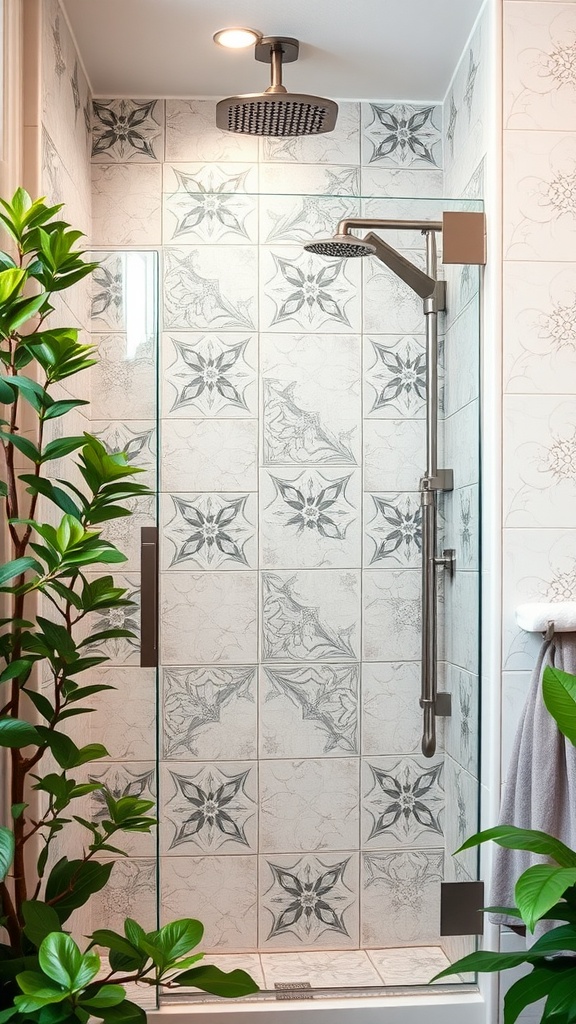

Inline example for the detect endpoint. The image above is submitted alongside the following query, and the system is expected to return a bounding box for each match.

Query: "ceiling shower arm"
[362,232,437,300]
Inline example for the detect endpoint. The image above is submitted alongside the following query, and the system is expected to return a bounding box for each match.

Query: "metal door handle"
[140,526,158,667]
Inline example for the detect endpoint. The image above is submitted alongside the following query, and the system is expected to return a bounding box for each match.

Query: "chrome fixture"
[216,36,338,137]
[305,218,455,758]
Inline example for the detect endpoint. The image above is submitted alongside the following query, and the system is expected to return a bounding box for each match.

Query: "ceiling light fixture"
[213,27,262,49]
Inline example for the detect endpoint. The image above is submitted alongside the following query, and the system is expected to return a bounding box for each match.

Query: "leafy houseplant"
[0,190,259,1021]
[435,666,576,1024]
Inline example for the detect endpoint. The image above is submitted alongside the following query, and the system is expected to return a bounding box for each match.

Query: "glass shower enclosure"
[83,188,482,1006]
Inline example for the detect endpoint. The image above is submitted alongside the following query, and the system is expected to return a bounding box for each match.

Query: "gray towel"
[490,633,576,933]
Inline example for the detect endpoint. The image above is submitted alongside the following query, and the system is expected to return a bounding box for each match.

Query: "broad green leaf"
[22,900,62,947]
[0,824,15,881]
[90,928,144,972]
[515,866,576,932]
[39,932,100,992]
[44,399,89,420]
[0,430,39,462]
[0,1008,17,1023]
[41,437,86,463]
[0,556,43,585]
[0,267,26,301]
[503,967,567,1024]
[172,965,260,997]
[543,969,576,1018]
[0,658,35,683]
[432,950,532,981]
[79,985,126,1009]
[45,858,114,922]
[0,376,15,403]
[16,969,69,1001]
[123,918,147,950]
[529,924,576,956]
[542,667,576,746]
[458,826,576,868]
[96,1000,146,1024]
[0,717,40,748]
[149,919,204,964]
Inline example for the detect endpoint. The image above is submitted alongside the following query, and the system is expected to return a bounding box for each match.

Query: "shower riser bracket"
[420,469,454,493]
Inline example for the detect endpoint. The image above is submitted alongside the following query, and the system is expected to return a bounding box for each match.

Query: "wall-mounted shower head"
[216,37,338,137]
[303,234,376,258]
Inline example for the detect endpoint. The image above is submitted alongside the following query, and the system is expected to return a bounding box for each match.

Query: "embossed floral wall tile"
[92,99,165,162]
[503,262,576,394]
[165,100,259,162]
[261,570,360,663]
[163,245,258,331]
[260,102,361,165]
[162,492,257,571]
[90,333,156,420]
[259,758,360,853]
[259,163,360,198]
[161,572,258,664]
[260,247,361,334]
[443,296,480,417]
[504,131,576,261]
[364,419,425,492]
[160,856,258,950]
[362,755,445,849]
[361,103,442,169]
[260,664,359,757]
[163,163,258,244]
[443,666,479,777]
[363,569,422,662]
[93,860,158,933]
[443,399,480,489]
[260,468,361,569]
[162,332,258,418]
[92,163,162,245]
[362,662,423,756]
[162,666,258,761]
[445,571,479,674]
[88,762,156,858]
[259,193,359,246]
[505,3,576,131]
[443,756,478,880]
[361,851,443,946]
[161,419,258,492]
[364,335,429,420]
[504,396,576,527]
[364,492,422,568]
[87,668,156,761]
[363,251,427,334]
[259,853,359,950]
[161,761,258,855]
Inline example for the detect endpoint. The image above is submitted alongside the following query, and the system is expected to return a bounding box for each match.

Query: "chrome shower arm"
[363,232,436,300]
[335,217,443,234]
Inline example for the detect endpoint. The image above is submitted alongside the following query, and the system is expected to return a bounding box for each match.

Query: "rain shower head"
[303,234,377,258]
[216,36,338,137]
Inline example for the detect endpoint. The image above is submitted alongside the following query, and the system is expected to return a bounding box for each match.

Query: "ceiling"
[61,0,484,102]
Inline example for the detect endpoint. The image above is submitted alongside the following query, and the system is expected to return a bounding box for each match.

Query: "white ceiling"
[61,0,484,102]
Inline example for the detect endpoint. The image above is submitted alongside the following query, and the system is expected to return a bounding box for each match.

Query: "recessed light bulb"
[213,27,261,49]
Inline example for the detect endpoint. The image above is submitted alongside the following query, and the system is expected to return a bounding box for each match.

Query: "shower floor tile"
[367,946,452,985]
[260,949,382,988]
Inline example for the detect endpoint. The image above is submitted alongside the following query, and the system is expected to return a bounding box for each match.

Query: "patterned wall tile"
[443,14,487,197]
[161,419,258,492]
[363,251,427,335]
[88,762,156,857]
[160,855,258,950]
[360,166,444,200]
[259,759,360,853]
[362,662,422,756]
[87,667,156,761]
[364,335,428,419]
[261,570,360,662]
[504,396,576,527]
[362,756,444,849]
[444,665,479,777]
[260,247,361,333]
[505,2,576,131]
[503,262,576,395]
[443,756,478,881]
[364,420,425,492]
[259,854,359,949]
[261,468,361,569]
[92,99,164,162]
[361,103,442,168]
[260,102,360,165]
[259,163,360,197]
[90,333,156,421]
[504,131,576,260]
[259,194,359,245]
[260,664,359,757]
[165,100,259,162]
[162,666,257,760]
[364,492,422,568]
[163,163,258,244]
[448,483,479,571]
[91,419,156,490]
[363,569,421,662]
[92,163,162,244]
[92,251,158,337]
[361,851,443,946]
[163,246,257,331]
[161,572,258,664]
[261,333,361,466]
[162,492,257,571]
[93,859,157,933]
[162,332,257,418]
[78,571,141,666]
[161,761,257,854]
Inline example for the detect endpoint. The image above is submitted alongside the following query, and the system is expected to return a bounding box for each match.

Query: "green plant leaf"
[41,437,86,463]
[0,556,43,585]
[22,901,63,947]
[515,866,576,932]
[432,950,532,981]
[458,826,576,867]
[529,924,576,956]
[90,929,145,972]
[543,969,576,1019]
[45,858,114,922]
[0,717,40,748]
[39,932,100,992]
[44,399,90,420]
[0,824,15,881]
[172,965,260,997]
[0,658,35,683]
[542,667,576,745]
[96,1000,146,1024]
[151,919,204,965]
[503,967,567,1024]
[79,984,126,1009]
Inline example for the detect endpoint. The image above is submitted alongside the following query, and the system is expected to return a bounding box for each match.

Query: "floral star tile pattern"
[364,336,429,418]
[261,249,360,333]
[163,333,257,417]
[362,103,442,167]
[163,492,256,570]
[92,99,164,162]
[365,493,422,567]
[261,571,360,662]
[163,763,257,854]
[260,855,357,946]
[162,667,257,760]
[164,164,258,244]
[363,757,445,848]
